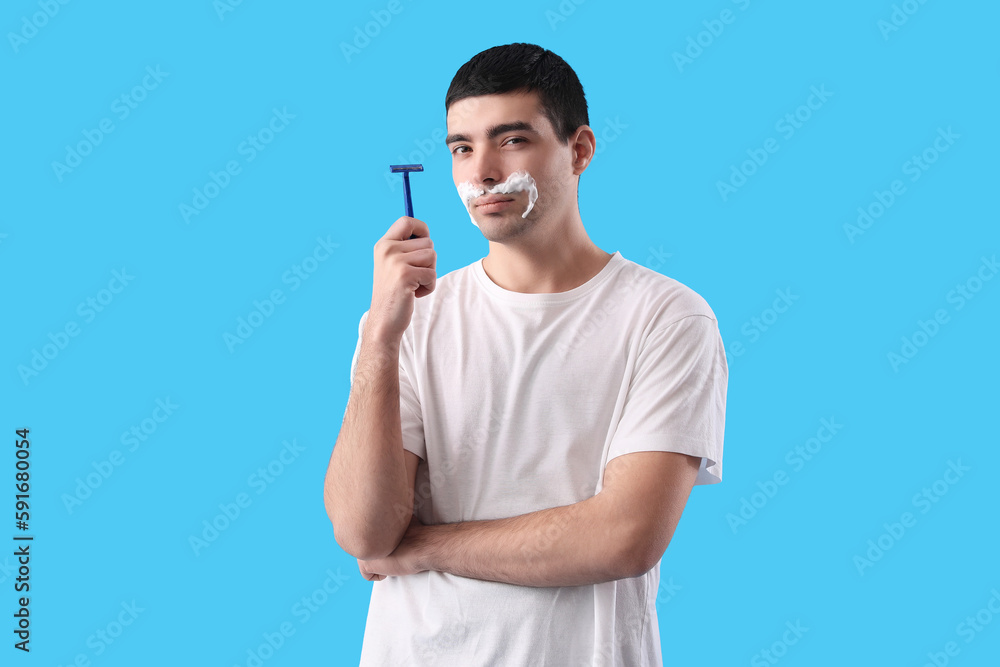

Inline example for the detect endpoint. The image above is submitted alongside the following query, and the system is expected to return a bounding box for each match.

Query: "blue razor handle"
[389,164,423,239]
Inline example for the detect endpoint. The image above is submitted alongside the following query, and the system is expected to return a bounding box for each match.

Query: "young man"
[324,43,728,666]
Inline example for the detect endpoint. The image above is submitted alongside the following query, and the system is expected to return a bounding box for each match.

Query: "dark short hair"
[445,43,589,145]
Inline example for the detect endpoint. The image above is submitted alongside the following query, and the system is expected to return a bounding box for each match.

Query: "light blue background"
[3,1,998,665]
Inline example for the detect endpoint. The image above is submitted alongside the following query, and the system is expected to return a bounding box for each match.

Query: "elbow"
[628,552,661,579]
[327,502,407,560]
[618,531,669,579]
[620,550,659,580]
[327,507,391,560]
[323,479,410,560]
[334,526,403,561]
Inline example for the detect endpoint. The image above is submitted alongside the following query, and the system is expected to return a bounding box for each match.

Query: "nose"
[468,148,506,187]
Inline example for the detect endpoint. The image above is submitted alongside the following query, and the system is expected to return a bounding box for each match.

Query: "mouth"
[475,195,516,212]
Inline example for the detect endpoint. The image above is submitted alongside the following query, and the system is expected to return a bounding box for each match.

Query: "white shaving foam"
[456,169,539,227]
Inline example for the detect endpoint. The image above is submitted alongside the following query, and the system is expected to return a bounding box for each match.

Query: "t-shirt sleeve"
[606,314,728,485]
[349,311,426,461]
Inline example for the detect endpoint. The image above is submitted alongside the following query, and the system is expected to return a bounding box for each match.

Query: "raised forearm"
[417,495,640,587]
[325,331,411,560]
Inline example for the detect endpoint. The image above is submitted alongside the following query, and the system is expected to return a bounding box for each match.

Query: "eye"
[504,137,526,146]
[451,145,470,155]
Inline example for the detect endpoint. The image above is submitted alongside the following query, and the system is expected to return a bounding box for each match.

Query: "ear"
[569,125,596,175]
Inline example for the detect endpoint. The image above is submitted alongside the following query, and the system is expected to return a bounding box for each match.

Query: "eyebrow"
[445,121,538,145]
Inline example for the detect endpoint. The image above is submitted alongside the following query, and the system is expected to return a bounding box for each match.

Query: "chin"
[479,215,537,244]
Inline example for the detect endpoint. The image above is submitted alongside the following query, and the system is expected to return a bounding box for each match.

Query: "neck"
[483,214,612,294]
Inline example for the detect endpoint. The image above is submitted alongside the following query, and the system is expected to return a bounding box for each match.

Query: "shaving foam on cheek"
[456,169,539,227]
[456,181,485,227]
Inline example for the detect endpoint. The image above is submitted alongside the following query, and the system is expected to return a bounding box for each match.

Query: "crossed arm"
[357,450,702,587]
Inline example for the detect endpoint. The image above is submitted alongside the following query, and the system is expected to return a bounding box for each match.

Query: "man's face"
[446,90,583,242]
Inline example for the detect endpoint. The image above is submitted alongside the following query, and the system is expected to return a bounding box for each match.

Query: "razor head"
[390,164,424,173]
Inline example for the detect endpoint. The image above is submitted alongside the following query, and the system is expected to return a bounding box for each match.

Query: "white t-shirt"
[350,250,727,666]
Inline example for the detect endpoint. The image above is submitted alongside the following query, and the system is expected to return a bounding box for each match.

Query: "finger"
[411,267,436,292]
[401,236,434,252]
[384,216,430,242]
[402,247,436,268]
[406,217,430,239]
